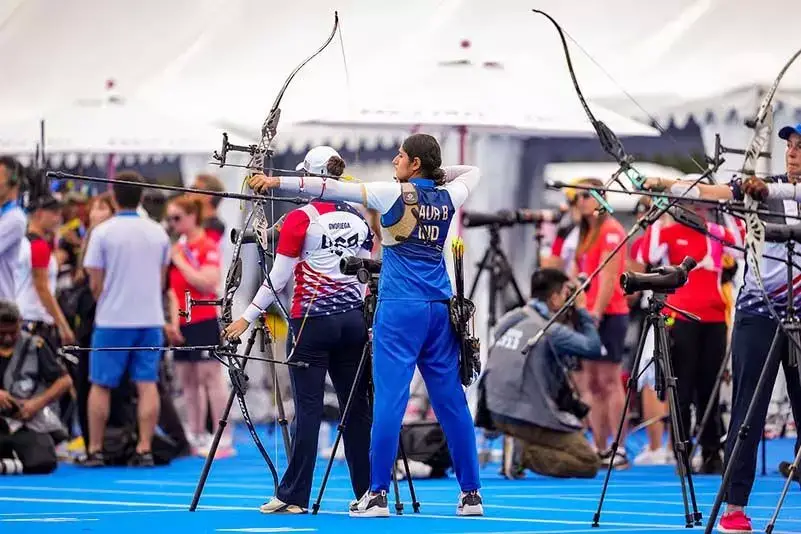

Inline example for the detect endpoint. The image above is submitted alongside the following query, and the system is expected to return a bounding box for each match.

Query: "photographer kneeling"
[482,268,602,479]
[0,299,72,474]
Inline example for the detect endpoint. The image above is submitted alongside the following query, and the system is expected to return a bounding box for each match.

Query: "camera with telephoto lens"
[555,380,590,419]
[0,398,21,418]
[339,256,382,284]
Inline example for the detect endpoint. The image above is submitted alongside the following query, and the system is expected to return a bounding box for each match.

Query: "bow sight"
[212,132,268,169]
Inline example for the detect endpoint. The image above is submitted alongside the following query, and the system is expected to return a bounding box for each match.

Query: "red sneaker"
[718,510,752,533]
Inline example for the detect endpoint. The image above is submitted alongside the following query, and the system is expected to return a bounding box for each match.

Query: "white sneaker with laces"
[349,490,389,517]
[457,490,484,516]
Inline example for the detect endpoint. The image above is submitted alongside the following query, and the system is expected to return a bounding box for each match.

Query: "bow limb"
[223,11,341,476]
[533,10,671,212]
[532,10,628,166]
[257,10,340,345]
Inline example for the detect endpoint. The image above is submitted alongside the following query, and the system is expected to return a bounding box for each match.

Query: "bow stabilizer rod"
[46,171,309,205]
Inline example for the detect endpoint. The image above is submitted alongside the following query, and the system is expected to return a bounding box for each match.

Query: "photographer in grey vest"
[0,299,72,474]
[481,268,603,478]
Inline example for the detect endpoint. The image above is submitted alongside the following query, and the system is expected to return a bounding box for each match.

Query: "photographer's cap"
[295,146,340,176]
[779,123,801,140]
[28,194,63,212]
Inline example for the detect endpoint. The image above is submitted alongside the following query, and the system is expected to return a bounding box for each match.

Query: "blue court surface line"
[0,426,799,534]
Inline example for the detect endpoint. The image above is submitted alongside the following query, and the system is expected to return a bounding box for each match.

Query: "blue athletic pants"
[370,299,480,492]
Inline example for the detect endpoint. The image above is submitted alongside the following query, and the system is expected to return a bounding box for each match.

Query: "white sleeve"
[277,177,402,215]
[0,210,25,256]
[766,182,801,200]
[442,165,481,209]
[561,227,579,263]
[242,253,298,323]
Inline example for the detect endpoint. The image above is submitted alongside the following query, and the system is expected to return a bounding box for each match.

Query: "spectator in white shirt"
[0,157,27,302]
[80,171,171,468]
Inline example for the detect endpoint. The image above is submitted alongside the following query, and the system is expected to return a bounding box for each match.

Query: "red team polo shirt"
[170,231,221,325]
[575,217,629,316]
[638,220,737,323]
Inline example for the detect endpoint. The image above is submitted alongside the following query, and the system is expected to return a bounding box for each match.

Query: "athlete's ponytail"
[326,155,346,177]
[402,133,446,186]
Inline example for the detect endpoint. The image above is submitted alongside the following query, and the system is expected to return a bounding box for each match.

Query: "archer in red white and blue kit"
[225,146,374,514]
[644,125,801,532]
[266,201,373,319]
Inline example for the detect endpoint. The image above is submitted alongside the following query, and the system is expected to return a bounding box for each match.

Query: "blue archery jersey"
[378,178,455,301]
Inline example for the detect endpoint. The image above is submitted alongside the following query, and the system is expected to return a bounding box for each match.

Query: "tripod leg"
[592,316,652,527]
[657,323,701,526]
[391,457,403,515]
[467,247,493,301]
[765,442,801,534]
[397,437,420,513]
[189,332,257,511]
[690,344,731,461]
[500,251,526,307]
[765,345,801,534]
[266,343,292,458]
[704,328,783,534]
[311,339,371,515]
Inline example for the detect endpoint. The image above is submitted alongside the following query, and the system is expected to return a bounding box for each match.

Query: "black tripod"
[706,238,801,534]
[312,271,419,515]
[467,224,526,468]
[467,224,526,330]
[594,291,702,528]
[189,314,294,510]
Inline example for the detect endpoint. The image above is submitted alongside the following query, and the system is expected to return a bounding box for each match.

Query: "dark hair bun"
[326,156,346,177]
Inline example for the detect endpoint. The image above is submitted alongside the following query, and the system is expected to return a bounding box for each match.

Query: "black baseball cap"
[29,194,63,212]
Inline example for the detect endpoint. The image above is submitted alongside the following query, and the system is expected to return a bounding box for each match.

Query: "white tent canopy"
[0,93,246,155]
[1,1,800,116]
[301,54,659,138]
[600,85,801,177]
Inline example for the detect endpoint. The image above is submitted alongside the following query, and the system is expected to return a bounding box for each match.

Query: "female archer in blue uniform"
[248,133,483,518]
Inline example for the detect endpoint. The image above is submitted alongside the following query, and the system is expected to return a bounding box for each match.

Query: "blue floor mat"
[0,425,799,534]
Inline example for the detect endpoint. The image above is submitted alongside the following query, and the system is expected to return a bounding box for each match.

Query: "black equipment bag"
[400,421,452,475]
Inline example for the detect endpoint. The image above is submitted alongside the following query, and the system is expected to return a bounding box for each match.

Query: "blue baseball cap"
[778,123,801,140]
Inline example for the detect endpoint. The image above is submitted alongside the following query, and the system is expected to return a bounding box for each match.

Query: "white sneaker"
[394,459,432,480]
[197,434,236,459]
[634,446,674,466]
[457,490,484,516]
[349,490,389,517]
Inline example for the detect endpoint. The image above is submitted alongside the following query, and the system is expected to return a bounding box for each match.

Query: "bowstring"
[337,12,362,168]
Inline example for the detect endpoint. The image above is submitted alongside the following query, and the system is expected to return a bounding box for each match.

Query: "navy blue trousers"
[276,308,371,507]
[725,310,801,506]
[370,299,480,492]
